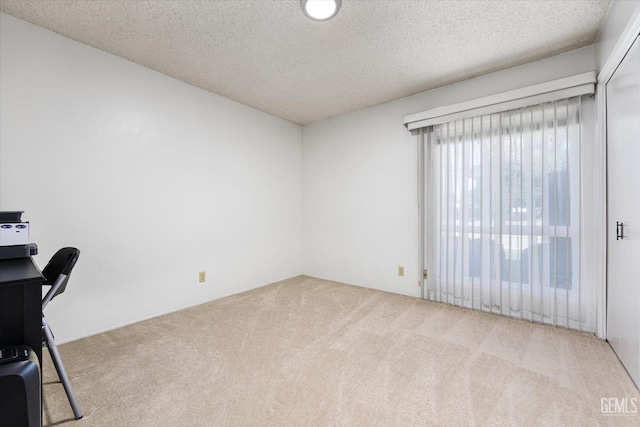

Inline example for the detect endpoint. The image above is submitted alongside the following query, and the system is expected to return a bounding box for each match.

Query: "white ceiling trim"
[404,71,597,131]
[597,5,640,84]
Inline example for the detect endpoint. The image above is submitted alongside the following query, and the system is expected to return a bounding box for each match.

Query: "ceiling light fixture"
[301,0,341,21]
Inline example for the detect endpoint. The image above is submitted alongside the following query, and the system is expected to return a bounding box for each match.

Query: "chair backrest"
[42,247,80,301]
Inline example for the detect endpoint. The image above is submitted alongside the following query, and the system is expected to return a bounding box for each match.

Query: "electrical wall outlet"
[398,266,405,277]
[199,271,206,283]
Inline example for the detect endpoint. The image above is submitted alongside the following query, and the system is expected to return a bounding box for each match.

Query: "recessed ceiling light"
[301,0,341,21]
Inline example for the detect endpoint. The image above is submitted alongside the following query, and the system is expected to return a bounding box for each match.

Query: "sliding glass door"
[421,97,591,331]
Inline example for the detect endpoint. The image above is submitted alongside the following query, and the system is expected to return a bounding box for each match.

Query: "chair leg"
[42,316,83,420]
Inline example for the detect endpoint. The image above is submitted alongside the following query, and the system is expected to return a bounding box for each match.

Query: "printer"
[0,211,37,260]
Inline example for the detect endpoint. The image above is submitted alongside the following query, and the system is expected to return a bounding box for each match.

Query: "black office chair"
[41,247,82,420]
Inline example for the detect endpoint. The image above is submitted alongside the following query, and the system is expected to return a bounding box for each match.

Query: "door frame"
[596,7,640,339]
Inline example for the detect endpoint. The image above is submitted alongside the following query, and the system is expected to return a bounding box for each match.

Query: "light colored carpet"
[42,275,640,426]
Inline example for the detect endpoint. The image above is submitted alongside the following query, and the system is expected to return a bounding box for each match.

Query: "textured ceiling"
[0,0,611,125]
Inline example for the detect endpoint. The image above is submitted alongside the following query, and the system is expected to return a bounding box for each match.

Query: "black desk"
[0,257,43,426]
[0,257,44,365]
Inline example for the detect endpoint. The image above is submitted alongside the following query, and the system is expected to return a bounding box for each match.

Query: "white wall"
[0,14,302,343]
[0,10,606,343]
[302,45,597,298]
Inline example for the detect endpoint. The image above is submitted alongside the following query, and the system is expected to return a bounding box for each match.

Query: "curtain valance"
[403,72,595,131]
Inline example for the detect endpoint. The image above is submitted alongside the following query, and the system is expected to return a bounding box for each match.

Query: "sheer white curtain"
[423,96,591,331]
